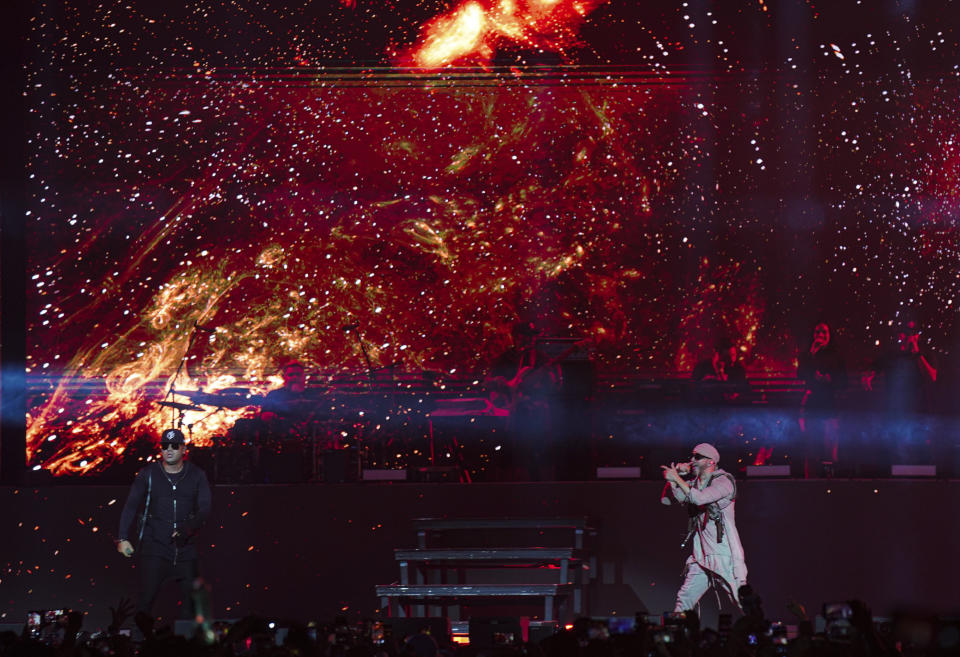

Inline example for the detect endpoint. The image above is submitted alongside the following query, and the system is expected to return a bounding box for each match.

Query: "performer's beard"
[691,463,712,478]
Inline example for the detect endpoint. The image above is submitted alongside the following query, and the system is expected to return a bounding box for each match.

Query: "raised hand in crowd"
[108,597,135,635]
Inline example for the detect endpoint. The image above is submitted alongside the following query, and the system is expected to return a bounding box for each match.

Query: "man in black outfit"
[117,428,212,619]
[692,338,747,385]
[261,360,308,421]
[260,360,318,441]
[862,319,937,414]
[485,321,560,480]
[862,318,938,464]
[691,337,749,409]
[798,322,847,474]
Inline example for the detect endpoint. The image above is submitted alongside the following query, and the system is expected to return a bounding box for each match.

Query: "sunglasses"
[691,454,709,461]
[160,442,183,451]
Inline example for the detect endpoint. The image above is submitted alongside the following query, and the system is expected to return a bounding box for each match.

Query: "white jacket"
[662,468,747,594]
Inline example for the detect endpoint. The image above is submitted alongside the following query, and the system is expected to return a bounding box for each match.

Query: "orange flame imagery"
[400,0,608,67]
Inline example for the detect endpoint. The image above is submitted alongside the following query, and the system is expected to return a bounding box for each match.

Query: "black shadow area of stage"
[1,480,957,629]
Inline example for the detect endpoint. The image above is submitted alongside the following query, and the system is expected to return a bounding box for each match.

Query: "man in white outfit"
[660,442,747,612]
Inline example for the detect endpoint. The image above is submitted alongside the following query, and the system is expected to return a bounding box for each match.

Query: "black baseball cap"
[160,428,185,444]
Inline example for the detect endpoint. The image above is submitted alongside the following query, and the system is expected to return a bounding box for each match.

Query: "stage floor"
[2,479,958,631]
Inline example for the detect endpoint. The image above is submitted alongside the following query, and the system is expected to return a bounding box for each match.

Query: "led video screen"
[23,0,960,475]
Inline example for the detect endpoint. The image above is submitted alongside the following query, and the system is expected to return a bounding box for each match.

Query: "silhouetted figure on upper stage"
[862,319,937,415]
[798,322,848,474]
[692,337,746,384]
[486,322,560,414]
[862,317,938,463]
[261,361,316,438]
[940,314,960,418]
[485,321,561,480]
[691,338,748,405]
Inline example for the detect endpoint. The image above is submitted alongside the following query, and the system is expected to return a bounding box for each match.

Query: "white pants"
[674,560,743,612]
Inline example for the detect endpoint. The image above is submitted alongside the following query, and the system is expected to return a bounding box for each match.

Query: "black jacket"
[118,461,212,563]
[798,343,848,413]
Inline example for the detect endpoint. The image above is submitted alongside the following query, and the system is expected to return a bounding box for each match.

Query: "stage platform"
[2,479,957,631]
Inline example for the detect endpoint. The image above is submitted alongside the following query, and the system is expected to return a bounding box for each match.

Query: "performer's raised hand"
[117,540,134,557]
[903,333,920,354]
[660,463,680,484]
[108,597,135,634]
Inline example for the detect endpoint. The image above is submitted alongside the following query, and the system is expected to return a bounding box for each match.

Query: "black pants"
[137,555,199,618]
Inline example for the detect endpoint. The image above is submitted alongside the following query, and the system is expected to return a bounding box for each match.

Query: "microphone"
[342,323,359,332]
[194,321,216,333]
